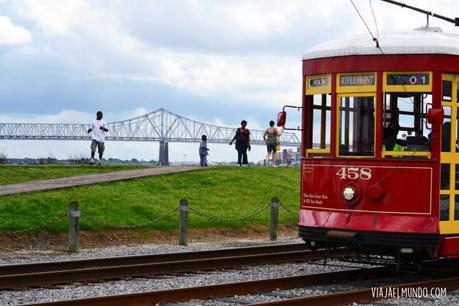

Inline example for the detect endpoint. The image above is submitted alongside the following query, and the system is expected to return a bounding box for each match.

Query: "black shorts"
[91,140,105,153]
[267,143,276,153]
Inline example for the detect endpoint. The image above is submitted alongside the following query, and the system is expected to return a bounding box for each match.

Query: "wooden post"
[270,197,280,241]
[179,199,189,246]
[68,201,80,253]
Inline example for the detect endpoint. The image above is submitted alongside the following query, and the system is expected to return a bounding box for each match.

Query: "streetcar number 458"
[336,167,372,180]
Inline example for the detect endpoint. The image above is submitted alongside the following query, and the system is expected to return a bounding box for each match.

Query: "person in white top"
[87,111,108,165]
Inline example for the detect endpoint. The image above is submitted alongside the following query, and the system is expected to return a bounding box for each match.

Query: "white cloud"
[12,0,459,115]
[220,2,291,37]
[97,51,300,110]
[0,108,155,124]
[0,16,31,45]
[106,108,151,122]
[161,53,297,94]
[12,0,92,36]
[4,1,459,116]
[0,109,92,124]
[2,1,304,111]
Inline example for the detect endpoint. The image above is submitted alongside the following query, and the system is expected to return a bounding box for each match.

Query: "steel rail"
[0,243,307,276]
[24,267,388,306]
[253,275,459,305]
[0,245,351,290]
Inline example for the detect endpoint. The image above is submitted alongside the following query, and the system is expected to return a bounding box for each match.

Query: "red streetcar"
[280,28,459,262]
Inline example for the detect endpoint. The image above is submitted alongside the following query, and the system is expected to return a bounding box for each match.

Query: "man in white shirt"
[87,111,108,165]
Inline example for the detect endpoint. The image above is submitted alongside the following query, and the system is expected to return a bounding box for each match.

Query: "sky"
[1,0,459,163]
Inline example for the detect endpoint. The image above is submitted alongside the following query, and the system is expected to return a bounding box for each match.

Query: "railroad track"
[23,267,392,306]
[25,268,459,306]
[0,243,349,290]
[255,275,459,305]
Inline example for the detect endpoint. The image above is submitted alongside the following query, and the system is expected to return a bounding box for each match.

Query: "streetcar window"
[442,80,452,101]
[441,164,450,190]
[456,164,459,190]
[456,195,459,221]
[456,107,459,152]
[442,106,452,152]
[339,96,374,156]
[383,93,431,153]
[440,195,449,221]
[312,94,331,149]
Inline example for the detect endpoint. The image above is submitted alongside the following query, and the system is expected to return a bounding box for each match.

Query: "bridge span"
[0,108,300,164]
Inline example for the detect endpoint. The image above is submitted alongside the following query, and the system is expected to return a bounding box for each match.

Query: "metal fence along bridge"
[0,108,300,164]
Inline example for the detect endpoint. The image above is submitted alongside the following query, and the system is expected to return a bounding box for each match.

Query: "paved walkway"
[0,166,200,196]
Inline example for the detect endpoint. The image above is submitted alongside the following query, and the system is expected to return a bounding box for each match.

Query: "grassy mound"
[0,166,300,233]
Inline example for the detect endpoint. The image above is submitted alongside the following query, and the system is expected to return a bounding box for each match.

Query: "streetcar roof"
[303,28,459,60]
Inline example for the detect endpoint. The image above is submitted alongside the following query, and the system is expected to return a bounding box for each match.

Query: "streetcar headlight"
[400,248,414,254]
[343,187,355,201]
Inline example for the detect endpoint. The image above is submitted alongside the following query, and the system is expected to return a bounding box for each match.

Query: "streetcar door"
[440,74,459,234]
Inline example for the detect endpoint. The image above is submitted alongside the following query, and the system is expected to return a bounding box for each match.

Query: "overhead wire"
[369,0,380,39]
[349,0,381,50]
[348,0,433,184]
[349,0,427,132]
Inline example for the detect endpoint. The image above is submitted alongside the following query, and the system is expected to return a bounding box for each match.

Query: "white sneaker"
[89,158,95,164]
[97,160,102,166]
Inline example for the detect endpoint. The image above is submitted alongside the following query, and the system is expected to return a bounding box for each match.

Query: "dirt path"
[0,226,299,252]
[0,166,200,196]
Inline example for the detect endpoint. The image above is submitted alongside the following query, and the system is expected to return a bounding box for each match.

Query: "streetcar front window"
[338,96,375,156]
[440,195,449,221]
[442,106,452,152]
[383,93,431,154]
[312,94,331,149]
[443,80,452,101]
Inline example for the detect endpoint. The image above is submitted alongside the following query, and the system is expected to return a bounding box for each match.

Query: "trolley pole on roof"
[380,0,459,26]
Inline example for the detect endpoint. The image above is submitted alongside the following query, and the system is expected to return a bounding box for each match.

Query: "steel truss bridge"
[0,108,300,164]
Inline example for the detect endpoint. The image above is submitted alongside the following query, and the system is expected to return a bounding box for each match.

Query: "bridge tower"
[158,141,169,165]
[158,109,169,165]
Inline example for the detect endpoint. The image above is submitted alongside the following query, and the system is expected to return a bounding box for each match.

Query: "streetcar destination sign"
[308,75,330,88]
[340,74,375,86]
[386,73,430,86]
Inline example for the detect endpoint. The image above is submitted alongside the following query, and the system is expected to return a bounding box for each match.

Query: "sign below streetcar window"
[387,73,430,86]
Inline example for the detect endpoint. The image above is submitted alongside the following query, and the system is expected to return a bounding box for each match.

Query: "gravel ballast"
[0,237,455,306]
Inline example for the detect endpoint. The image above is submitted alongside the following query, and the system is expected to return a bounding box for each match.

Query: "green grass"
[0,166,300,233]
[0,165,146,185]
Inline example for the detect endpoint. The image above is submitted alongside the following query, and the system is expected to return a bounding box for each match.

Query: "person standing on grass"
[229,120,251,166]
[199,135,210,167]
[87,111,108,165]
[263,120,282,167]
